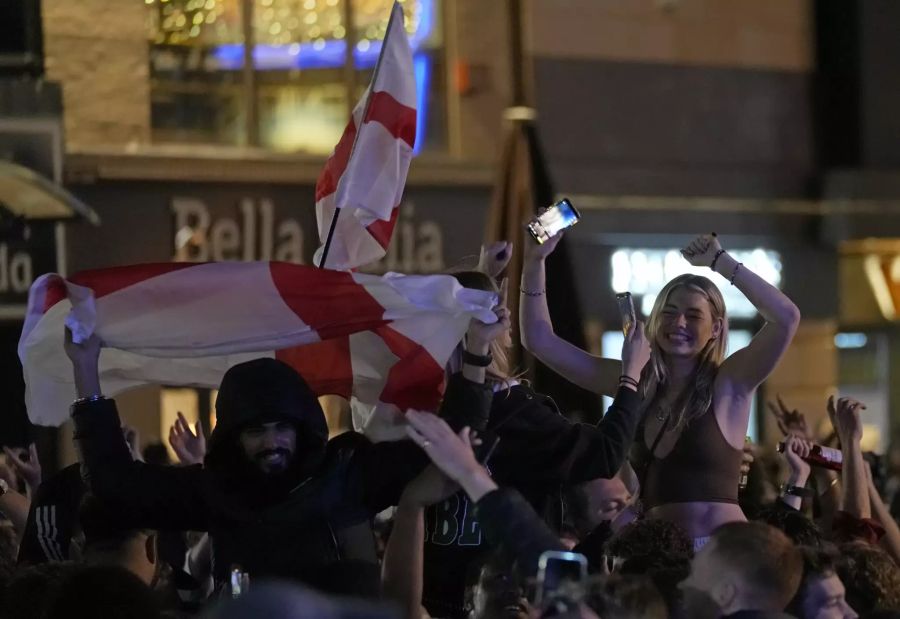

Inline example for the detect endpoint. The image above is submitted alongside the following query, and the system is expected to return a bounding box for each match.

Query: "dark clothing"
[18,464,83,564]
[476,488,566,576]
[631,407,742,510]
[17,464,198,610]
[421,385,642,617]
[73,370,490,597]
[475,489,615,577]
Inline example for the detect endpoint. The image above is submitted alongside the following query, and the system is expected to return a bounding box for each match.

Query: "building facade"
[3,0,900,464]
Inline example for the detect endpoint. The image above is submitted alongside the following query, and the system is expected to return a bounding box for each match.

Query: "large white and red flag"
[18,262,494,428]
[314,1,416,270]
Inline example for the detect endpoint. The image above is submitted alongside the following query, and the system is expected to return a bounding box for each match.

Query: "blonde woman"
[521,232,800,547]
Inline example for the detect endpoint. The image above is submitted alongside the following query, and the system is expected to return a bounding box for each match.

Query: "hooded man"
[64,332,492,598]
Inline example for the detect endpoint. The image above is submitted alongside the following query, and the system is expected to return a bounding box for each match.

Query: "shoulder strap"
[648,414,672,457]
[637,407,673,497]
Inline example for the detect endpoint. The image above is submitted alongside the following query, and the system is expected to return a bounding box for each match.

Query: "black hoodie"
[73,359,491,598]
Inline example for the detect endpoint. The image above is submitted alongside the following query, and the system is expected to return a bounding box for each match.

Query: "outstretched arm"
[865,464,900,564]
[829,396,870,520]
[682,235,800,394]
[382,465,459,619]
[505,321,650,485]
[778,435,813,511]
[520,231,621,395]
[65,330,210,532]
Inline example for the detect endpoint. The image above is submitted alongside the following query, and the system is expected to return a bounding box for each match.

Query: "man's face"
[801,572,857,619]
[238,421,296,474]
[581,476,630,529]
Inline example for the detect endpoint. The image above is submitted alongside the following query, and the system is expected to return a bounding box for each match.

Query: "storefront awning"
[0,160,100,225]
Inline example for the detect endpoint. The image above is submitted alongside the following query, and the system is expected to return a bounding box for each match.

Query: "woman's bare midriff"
[646,501,747,539]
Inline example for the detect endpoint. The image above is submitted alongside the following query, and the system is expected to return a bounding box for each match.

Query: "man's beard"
[253,448,293,474]
[243,448,302,501]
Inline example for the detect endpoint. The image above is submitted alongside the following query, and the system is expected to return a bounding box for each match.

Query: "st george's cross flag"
[18,262,495,427]
[314,1,417,270]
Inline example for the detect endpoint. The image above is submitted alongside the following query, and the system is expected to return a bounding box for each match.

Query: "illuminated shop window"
[611,248,782,319]
[147,0,444,153]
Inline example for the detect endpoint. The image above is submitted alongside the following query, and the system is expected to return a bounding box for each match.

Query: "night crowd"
[1,232,899,619]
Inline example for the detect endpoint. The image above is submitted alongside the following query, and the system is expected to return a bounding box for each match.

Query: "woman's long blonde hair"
[642,274,728,428]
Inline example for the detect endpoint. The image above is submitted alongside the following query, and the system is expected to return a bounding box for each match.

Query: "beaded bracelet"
[520,288,546,297]
[729,262,743,285]
[710,249,726,272]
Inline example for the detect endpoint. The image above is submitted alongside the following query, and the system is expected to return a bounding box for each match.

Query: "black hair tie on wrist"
[463,350,493,367]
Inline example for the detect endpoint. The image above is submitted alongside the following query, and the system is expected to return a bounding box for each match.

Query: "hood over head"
[205,358,329,492]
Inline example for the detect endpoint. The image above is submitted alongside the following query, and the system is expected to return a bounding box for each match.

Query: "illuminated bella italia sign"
[611,248,782,319]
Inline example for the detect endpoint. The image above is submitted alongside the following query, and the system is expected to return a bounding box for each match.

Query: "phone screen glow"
[539,200,578,238]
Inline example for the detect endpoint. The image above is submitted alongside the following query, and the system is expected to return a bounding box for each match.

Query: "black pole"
[318,209,342,269]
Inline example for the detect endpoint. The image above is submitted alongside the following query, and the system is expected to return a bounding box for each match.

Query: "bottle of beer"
[776,441,842,471]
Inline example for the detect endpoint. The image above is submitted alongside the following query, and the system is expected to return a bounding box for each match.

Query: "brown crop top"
[630,407,744,511]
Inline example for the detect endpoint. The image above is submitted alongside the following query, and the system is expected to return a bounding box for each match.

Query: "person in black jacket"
[402,321,648,614]
[420,267,650,618]
[63,313,499,598]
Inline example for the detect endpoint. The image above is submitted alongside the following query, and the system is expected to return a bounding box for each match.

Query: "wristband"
[70,394,107,415]
[520,288,545,297]
[462,350,493,367]
[709,249,726,272]
[618,375,639,387]
[780,483,814,498]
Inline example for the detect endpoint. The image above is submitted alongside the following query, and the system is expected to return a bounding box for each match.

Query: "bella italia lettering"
[171,196,445,273]
[0,242,32,294]
[172,197,302,263]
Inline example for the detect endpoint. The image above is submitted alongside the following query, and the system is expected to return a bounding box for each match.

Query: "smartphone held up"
[527,198,580,244]
[535,550,588,606]
[616,292,636,336]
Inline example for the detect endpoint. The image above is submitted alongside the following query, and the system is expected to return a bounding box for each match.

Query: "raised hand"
[478,241,513,278]
[64,328,102,398]
[780,434,812,483]
[621,320,650,382]
[680,233,722,268]
[467,277,510,350]
[63,328,102,368]
[404,410,482,484]
[168,412,207,466]
[523,223,563,262]
[3,444,41,495]
[827,395,865,444]
[767,394,812,440]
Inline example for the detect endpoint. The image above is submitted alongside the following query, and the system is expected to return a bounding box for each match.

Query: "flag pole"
[318,1,404,269]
